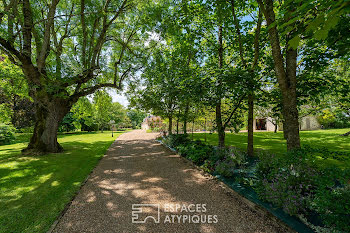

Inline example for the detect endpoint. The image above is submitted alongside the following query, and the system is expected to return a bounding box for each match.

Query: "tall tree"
[0,0,147,153]
[257,0,349,150]
[230,0,262,155]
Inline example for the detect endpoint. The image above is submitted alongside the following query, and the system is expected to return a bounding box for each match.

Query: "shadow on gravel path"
[53,130,293,233]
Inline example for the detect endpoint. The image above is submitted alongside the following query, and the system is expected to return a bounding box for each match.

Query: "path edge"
[46,138,120,233]
[157,140,295,233]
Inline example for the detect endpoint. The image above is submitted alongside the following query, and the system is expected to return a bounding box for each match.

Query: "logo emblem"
[132,204,160,223]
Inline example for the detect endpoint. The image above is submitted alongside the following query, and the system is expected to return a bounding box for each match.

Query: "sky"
[108,89,129,107]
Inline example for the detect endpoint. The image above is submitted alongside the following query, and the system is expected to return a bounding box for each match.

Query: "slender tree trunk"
[274,123,278,133]
[216,101,225,147]
[183,102,189,134]
[176,118,179,134]
[22,99,70,154]
[247,94,254,156]
[204,117,207,142]
[216,25,225,148]
[191,117,195,140]
[168,115,173,135]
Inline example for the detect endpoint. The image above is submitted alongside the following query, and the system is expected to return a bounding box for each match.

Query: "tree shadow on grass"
[0,139,115,233]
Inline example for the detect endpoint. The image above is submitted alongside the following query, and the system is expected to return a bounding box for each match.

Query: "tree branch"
[224,94,246,128]
[37,0,60,71]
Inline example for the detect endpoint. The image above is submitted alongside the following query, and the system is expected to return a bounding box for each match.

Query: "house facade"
[253,115,321,132]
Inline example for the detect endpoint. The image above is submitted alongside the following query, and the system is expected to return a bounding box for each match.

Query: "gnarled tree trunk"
[22,96,70,154]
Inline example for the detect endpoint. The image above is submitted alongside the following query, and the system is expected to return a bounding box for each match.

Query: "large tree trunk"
[247,94,254,156]
[22,99,70,154]
[282,90,300,150]
[258,0,301,151]
[216,101,225,148]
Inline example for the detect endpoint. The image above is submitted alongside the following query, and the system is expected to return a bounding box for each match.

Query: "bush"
[255,149,350,231]
[214,148,247,177]
[307,168,350,232]
[256,150,324,215]
[0,124,16,145]
[177,142,213,165]
[166,134,191,149]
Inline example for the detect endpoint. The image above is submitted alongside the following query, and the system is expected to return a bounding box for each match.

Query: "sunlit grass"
[0,131,123,233]
[192,128,350,167]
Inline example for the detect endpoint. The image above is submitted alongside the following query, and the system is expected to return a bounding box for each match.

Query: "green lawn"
[0,131,123,233]
[193,128,350,167]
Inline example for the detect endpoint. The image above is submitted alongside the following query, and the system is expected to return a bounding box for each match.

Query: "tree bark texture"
[23,95,71,154]
[257,0,301,151]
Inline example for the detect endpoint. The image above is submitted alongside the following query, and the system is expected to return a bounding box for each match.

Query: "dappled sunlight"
[0,131,121,232]
[53,130,285,233]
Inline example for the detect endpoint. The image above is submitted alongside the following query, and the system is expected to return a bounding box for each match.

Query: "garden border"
[157,139,315,233]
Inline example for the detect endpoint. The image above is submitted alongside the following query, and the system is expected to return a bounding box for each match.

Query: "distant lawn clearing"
[192,128,350,167]
[0,131,123,233]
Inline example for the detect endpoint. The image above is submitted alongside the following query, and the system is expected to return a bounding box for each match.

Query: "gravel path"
[52,130,293,233]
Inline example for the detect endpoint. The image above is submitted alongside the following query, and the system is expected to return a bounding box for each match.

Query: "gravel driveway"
[52,130,293,233]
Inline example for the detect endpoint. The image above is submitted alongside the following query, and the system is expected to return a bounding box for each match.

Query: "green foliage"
[255,150,320,215]
[0,123,16,145]
[309,185,350,232]
[255,149,350,231]
[59,112,78,132]
[127,109,147,129]
[0,104,12,123]
[317,109,350,129]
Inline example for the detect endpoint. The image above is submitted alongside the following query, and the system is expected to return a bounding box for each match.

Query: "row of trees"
[0,0,349,154]
[129,0,350,154]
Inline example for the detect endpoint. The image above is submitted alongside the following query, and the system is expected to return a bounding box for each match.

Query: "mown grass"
[192,128,350,167]
[0,131,123,233]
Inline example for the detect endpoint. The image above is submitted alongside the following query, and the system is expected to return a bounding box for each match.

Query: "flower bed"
[159,134,350,233]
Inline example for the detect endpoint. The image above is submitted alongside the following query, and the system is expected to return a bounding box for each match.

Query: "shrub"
[166,134,191,149]
[214,148,247,177]
[307,168,350,232]
[0,124,16,145]
[255,150,322,215]
[255,149,350,231]
[177,142,213,165]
